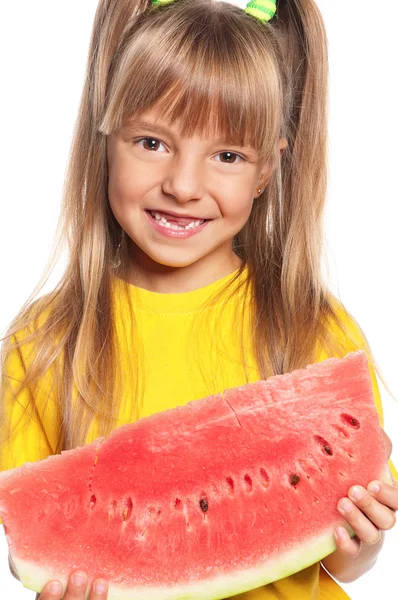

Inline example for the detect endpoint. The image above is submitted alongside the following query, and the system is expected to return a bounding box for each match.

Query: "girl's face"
[106,108,286,283]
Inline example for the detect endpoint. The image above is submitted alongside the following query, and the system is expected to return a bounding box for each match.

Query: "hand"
[35,571,108,600]
[334,428,397,557]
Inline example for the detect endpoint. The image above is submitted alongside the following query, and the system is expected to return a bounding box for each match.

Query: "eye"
[134,137,246,164]
[214,151,245,165]
[135,137,167,152]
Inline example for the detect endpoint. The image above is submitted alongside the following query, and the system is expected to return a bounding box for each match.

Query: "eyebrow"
[124,119,175,137]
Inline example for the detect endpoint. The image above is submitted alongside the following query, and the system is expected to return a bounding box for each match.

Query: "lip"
[148,209,209,220]
[145,210,211,239]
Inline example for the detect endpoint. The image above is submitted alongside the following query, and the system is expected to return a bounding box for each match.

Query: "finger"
[36,580,64,599]
[337,498,382,545]
[36,574,109,600]
[89,578,109,599]
[348,485,396,531]
[367,480,398,512]
[65,572,109,600]
[333,527,362,558]
[63,571,89,599]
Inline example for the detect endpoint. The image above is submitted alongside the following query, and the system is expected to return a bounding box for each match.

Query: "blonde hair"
[1,0,392,454]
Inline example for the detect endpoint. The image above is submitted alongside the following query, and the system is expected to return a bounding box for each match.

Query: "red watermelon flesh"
[0,350,391,599]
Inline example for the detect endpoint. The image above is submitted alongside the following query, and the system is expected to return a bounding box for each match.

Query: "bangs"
[99,0,283,162]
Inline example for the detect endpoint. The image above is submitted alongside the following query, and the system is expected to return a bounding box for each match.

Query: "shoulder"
[2,302,54,375]
[325,293,370,354]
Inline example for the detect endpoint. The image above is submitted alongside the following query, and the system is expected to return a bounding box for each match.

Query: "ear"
[279,137,288,154]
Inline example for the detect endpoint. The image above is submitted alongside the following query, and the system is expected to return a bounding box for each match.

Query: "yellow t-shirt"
[1,264,396,600]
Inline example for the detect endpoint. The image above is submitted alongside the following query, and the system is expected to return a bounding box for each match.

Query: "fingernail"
[349,486,362,501]
[339,498,353,512]
[49,582,63,595]
[72,571,87,585]
[368,481,380,494]
[95,579,108,594]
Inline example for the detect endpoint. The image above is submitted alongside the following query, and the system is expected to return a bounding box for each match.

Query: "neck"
[120,242,244,293]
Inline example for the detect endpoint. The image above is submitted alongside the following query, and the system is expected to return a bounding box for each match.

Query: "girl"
[1,0,397,599]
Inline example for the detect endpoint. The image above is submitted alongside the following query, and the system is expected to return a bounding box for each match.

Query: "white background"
[0,1,397,598]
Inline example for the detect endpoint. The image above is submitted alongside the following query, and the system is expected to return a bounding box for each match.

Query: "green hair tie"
[151,0,278,24]
[244,0,277,23]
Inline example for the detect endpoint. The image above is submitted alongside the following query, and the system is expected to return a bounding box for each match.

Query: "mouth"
[145,209,211,231]
[144,209,212,238]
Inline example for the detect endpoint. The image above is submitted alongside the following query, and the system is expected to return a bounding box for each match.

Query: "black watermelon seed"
[314,435,333,456]
[199,498,209,513]
[289,474,300,486]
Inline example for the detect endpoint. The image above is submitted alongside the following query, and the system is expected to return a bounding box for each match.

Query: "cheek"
[220,194,254,223]
[107,171,137,228]
[107,176,126,220]
[108,161,141,208]
[108,138,152,198]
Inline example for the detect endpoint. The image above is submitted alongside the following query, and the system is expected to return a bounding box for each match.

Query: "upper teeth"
[150,211,205,230]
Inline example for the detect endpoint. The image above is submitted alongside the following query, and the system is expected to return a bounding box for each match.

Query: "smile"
[145,210,212,239]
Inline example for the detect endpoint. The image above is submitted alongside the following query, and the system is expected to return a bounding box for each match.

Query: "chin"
[147,253,203,269]
[138,243,212,269]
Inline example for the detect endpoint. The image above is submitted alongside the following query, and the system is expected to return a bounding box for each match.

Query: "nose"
[161,153,205,205]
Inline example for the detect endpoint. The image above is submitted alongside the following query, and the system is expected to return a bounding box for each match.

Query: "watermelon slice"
[0,350,391,599]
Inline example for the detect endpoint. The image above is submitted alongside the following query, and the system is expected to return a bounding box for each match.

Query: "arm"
[321,429,397,583]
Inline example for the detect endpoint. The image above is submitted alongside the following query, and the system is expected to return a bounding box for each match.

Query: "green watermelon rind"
[11,466,392,600]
